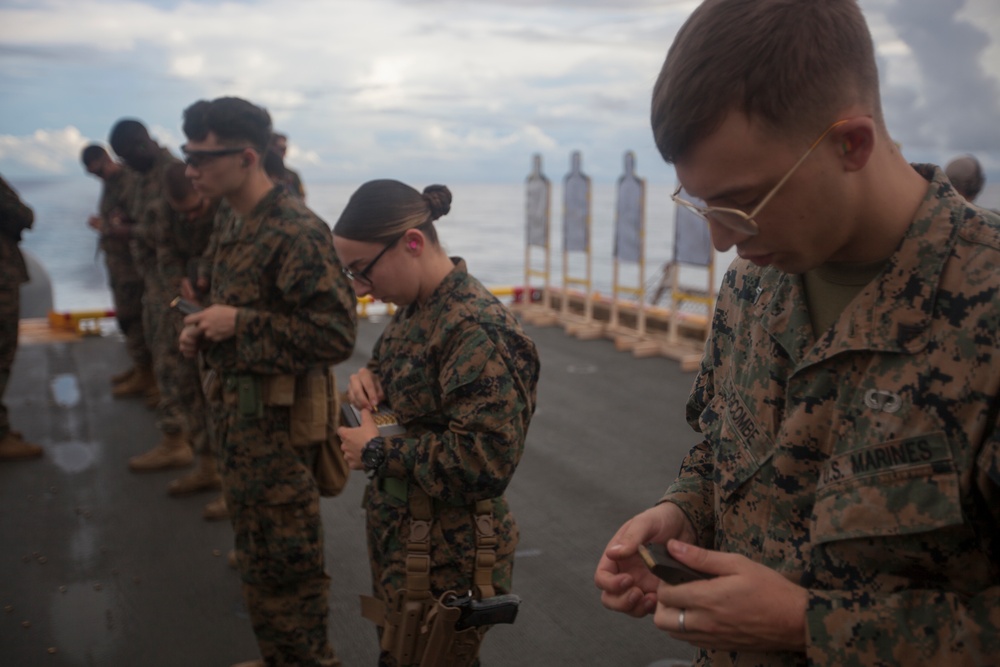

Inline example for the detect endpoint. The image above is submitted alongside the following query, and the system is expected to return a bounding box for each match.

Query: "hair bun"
[422,184,452,220]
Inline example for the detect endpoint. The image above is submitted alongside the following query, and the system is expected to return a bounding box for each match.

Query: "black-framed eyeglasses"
[342,233,405,286]
[182,146,249,168]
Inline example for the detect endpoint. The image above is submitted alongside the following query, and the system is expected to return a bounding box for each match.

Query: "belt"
[376,477,464,513]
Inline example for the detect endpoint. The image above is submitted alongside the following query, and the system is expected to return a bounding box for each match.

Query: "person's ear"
[404,230,423,254]
[836,119,875,172]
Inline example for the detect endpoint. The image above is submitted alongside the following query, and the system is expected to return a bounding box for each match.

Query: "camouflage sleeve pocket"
[440,328,494,396]
[709,389,776,502]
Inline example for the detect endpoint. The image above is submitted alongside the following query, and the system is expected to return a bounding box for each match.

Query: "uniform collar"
[754,164,963,368]
[219,185,282,243]
[403,258,467,320]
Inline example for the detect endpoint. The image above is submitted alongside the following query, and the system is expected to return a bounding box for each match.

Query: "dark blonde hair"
[652,0,883,163]
[334,179,452,245]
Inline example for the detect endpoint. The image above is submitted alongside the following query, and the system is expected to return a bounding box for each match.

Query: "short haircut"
[651,0,883,163]
[334,180,450,246]
[109,119,150,155]
[945,155,985,201]
[163,162,196,203]
[81,144,108,166]
[182,97,272,153]
[263,149,285,179]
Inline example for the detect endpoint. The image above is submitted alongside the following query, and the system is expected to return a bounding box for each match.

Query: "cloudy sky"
[1,0,998,186]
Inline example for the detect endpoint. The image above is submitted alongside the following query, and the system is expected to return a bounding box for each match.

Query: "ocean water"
[11,176,999,314]
[12,176,708,313]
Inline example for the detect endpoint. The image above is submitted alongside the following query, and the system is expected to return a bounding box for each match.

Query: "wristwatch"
[361,436,386,474]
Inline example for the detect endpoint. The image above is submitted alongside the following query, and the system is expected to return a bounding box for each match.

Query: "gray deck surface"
[1,316,699,667]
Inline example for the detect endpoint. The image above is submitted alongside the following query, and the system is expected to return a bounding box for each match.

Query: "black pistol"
[445,593,521,631]
[170,296,203,316]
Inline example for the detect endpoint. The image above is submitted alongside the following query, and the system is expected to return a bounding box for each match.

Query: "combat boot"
[128,433,193,472]
[112,365,155,398]
[110,366,135,384]
[144,386,161,410]
[203,494,229,521]
[167,454,221,496]
[0,431,43,461]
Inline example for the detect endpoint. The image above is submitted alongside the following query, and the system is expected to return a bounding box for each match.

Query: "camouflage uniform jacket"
[663,165,1000,666]
[369,259,540,507]
[201,185,356,377]
[126,146,181,288]
[157,199,218,299]
[97,167,136,261]
[0,176,32,286]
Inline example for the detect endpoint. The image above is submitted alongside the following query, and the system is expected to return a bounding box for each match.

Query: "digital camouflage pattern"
[0,176,33,438]
[124,145,186,433]
[201,185,356,667]
[154,198,217,453]
[664,165,1000,667]
[364,259,540,663]
[97,167,149,370]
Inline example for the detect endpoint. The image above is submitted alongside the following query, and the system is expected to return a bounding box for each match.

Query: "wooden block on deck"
[631,335,704,372]
[18,318,84,345]
[560,313,605,340]
[519,305,560,327]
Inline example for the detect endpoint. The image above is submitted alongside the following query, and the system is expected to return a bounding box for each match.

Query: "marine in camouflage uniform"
[157,186,218,472]
[595,2,999,663]
[663,165,1000,666]
[115,132,196,469]
[0,175,41,459]
[362,259,539,666]
[83,149,150,377]
[199,185,356,665]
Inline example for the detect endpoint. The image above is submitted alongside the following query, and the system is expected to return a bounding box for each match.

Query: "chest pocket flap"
[813,432,963,545]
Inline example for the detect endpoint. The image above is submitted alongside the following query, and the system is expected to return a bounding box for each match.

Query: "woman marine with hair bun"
[334,179,540,667]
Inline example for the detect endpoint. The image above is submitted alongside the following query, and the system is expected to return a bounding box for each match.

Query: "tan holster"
[360,491,497,667]
[215,370,328,445]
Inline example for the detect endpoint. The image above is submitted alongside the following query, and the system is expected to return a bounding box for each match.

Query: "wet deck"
[1,317,699,667]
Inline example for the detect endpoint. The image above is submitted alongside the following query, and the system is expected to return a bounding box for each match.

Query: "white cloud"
[0,0,997,181]
[0,126,89,173]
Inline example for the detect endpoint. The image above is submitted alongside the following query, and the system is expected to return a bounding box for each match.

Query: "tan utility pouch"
[263,374,296,407]
[314,369,350,497]
[289,370,327,446]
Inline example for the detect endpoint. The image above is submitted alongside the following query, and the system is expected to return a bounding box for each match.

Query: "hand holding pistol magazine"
[638,542,713,586]
[170,296,203,315]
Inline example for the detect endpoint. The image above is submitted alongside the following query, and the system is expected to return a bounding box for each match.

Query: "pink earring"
[408,241,418,250]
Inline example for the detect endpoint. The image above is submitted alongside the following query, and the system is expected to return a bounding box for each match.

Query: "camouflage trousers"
[364,484,518,667]
[144,285,209,452]
[104,249,149,369]
[214,400,337,666]
[0,283,19,438]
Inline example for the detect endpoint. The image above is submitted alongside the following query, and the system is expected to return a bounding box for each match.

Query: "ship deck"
[1,316,699,667]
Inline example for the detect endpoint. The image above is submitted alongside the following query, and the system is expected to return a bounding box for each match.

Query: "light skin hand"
[346,368,385,412]
[184,305,237,343]
[594,503,698,617]
[652,540,809,653]
[180,278,198,302]
[336,409,380,470]
[178,323,202,359]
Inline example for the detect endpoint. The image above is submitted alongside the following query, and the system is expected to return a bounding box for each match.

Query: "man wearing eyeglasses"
[177,96,356,667]
[595,1,1000,665]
